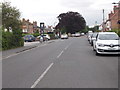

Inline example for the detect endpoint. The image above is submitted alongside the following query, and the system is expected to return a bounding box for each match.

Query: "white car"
[61,34,68,39]
[87,32,93,42]
[93,32,120,55]
[75,33,81,37]
[90,32,98,46]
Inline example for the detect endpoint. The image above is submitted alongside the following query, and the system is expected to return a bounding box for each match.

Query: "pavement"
[2,40,56,59]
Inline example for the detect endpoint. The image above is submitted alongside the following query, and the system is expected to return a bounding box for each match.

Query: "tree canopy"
[55,11,86,34]
[2,2,21,31]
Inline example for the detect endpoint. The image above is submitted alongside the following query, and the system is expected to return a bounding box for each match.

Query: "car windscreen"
[92,33,97,38]
[98,34,119,40]
[88,33,93,36]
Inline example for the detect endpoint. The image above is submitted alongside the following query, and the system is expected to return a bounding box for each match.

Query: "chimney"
[113,5,118,13]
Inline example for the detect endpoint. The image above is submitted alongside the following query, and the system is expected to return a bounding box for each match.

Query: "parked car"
[93,32,120,55]
[71,34,76,37]
[24,35,35,42]
[90,32,98,46]
[81,33,85,36]
[43,34,51,40]
[61,34,68,39]
[36,34,50,41]
[87,32,93,43]
[75,33,81,37]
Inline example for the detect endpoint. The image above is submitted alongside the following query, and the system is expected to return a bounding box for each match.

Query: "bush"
[2,31,24,50]
[108,29,120,37]
[48,33,56,40]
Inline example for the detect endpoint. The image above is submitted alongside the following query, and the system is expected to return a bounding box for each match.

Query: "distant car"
[61,34,68,39]
[24,35,35,42]
[75,33,81,37]
[87,33,93,42]
[43,34,50,40]
[71,34,76,37]
[81,33,85,36]
[36,34,50,41]
[93,32,120,55]
[87,31,93,41]
[90,32,98,46]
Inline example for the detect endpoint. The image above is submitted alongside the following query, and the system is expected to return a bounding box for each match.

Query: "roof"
[98,32,116,34]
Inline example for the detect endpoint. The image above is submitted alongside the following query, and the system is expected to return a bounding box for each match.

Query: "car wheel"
[95,51,99,56]
[91,42,93,46]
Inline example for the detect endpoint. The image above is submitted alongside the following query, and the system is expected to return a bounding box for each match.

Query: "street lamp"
[112,1,120,29]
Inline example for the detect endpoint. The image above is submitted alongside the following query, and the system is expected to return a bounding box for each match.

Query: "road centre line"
[31,63,54,88]
[57,51,64,58]
[64,43,71,50]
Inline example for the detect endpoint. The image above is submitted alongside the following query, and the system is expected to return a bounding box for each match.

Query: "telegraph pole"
[102,9,105,31]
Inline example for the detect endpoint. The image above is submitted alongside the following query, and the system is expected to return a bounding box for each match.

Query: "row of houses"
[101,2,120,31]
[21,18,54,34]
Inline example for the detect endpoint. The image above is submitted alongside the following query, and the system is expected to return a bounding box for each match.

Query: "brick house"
[108,5,120,30]
[21,18,39,34]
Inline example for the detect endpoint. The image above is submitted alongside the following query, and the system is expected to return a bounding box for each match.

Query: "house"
[108,5,120,30]
[21,18,39,34]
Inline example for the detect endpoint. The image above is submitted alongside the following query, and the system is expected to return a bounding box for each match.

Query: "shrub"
[48,33,56,40]
[2,31,24,50]
[108,29,120,37]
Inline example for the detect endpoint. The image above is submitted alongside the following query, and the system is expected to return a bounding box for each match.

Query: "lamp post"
[112,1,120,30]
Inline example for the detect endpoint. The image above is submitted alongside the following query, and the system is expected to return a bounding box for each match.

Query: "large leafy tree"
[2,2,24,50]
[56,11,86,34]
[2,2,21,31]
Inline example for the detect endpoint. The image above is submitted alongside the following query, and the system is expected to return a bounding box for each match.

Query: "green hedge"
[108,29,120,37]
[49,33,56,40]
[2,31,24,50]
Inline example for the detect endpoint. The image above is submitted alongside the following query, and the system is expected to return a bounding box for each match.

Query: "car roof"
[98,32,116,34]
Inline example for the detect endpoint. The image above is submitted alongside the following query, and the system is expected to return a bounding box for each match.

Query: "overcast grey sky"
[3,0,120,26]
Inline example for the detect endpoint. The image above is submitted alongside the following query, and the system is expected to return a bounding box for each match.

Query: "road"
[2,36,118,88]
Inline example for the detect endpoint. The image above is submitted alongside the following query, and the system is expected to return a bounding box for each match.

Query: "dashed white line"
[31,63,54,88]
[64,43,71,50]
[57,51,64,58]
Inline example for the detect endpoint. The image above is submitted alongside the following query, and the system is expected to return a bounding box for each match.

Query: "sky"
[3,0,120,27]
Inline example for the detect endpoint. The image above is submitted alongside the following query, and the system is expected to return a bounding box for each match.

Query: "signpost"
[40,22,45,41]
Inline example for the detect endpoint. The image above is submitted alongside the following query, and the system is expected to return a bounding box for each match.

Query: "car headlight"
[97,43,105,47]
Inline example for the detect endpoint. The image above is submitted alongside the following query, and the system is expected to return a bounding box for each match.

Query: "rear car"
[24,35,35,42]
[75,33,81,37]
[93,32,120,55]
[90,32,98,46]
[61,34,68,39]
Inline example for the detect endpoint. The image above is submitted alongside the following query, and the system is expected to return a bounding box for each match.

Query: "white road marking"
[31,63,54,88]
[64,43,71,50]
[3,53,18,59]
[57,51,64,58]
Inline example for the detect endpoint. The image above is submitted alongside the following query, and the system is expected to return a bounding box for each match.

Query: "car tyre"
[96,51,99,56]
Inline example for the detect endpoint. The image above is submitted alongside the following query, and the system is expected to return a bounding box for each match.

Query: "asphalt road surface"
[2,36,118,88]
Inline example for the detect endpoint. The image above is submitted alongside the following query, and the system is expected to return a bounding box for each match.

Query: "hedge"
[108,29,120,37]
[2,31,24,50]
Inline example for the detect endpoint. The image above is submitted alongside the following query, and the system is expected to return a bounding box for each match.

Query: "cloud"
[6,0,120,26]
[60,0,94,9]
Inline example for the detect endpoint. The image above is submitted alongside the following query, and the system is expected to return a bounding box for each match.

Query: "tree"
[56,11,86,34]
[2,2,24,50]
[2,2,21,31]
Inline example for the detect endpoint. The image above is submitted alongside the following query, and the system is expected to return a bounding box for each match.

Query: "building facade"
[21,18,39,34]
[109,5,120,30]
